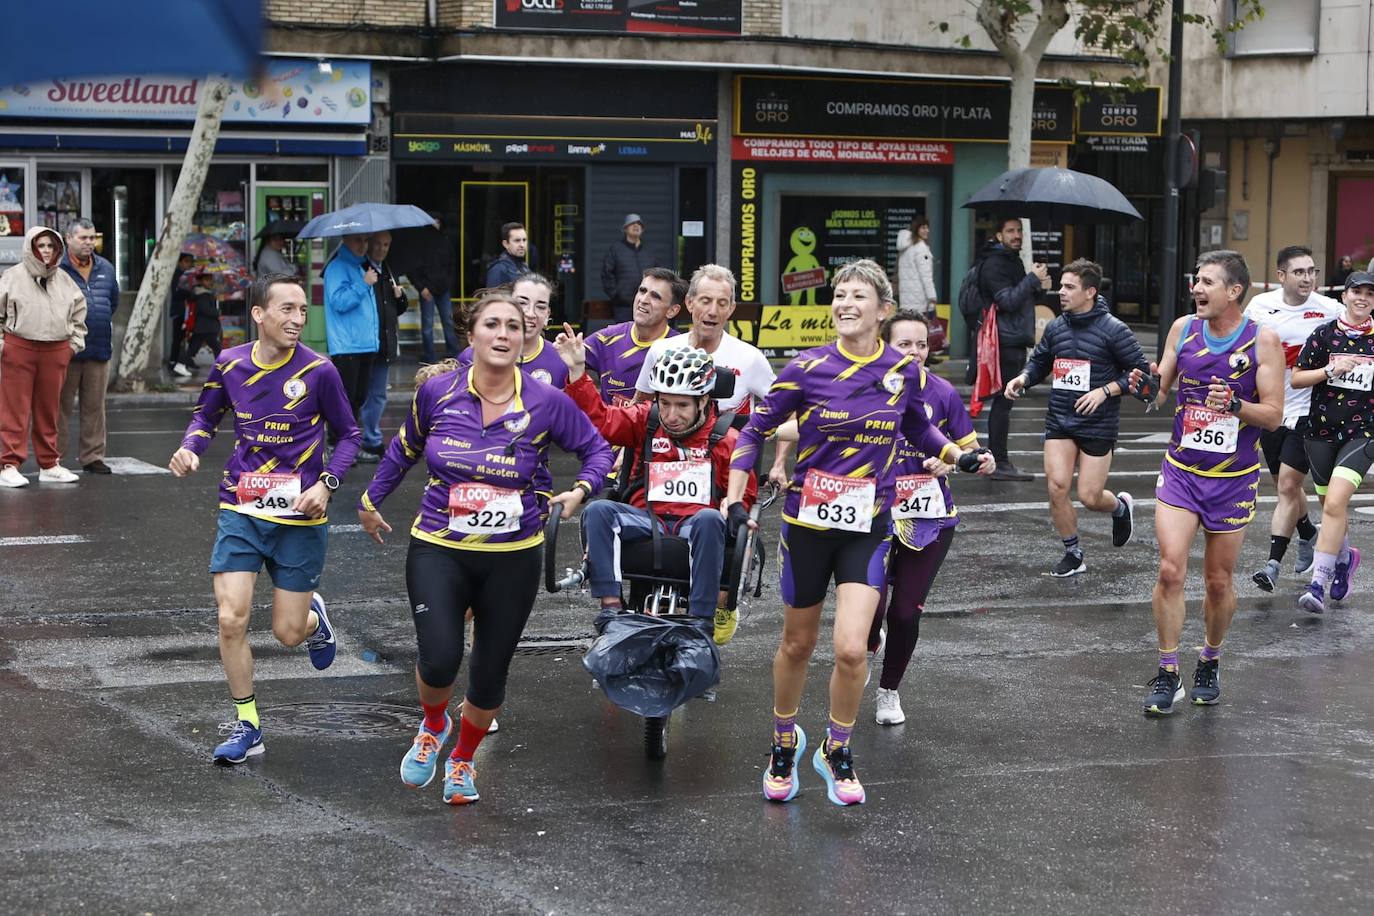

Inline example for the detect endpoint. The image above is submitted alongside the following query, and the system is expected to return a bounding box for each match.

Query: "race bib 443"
[1052,358,1091,392]
[797,469,876,533]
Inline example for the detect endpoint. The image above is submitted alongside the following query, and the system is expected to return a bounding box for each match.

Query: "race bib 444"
[797,469,876,533]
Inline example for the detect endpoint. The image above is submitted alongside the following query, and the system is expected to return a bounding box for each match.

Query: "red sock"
[421,701,449,734]
[449,715,489,762]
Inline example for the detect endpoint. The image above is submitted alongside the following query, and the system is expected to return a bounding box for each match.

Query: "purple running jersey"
[584,320,678,406]
[180,342,360,525]
[1165,316,1263,478]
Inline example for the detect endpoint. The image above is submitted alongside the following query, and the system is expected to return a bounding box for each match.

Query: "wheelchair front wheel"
[645,715,670,760]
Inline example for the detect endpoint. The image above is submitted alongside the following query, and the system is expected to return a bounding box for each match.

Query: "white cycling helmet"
[649,346,716,396]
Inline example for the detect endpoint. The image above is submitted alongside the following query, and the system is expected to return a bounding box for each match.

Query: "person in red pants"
[0,227,87,487]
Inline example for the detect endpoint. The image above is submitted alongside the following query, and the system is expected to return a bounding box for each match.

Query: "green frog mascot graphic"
[782,226,824,305]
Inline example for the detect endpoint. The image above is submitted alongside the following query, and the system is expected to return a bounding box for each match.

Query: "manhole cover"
[263,701,419,737]
[512,637,591,657]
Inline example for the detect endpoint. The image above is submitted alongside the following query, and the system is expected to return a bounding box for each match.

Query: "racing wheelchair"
[545,370,777,759]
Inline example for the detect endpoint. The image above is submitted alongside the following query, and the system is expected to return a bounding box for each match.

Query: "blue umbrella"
[963,167,1142,225]
[296,203,436,239]
[2,1,260,84]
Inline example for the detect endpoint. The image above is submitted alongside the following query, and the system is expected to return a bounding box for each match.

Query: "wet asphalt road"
[2,376,1372,915]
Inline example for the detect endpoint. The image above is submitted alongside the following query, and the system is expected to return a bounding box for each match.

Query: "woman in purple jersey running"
[867,310,983,726]
[724,260,992,807]
[358,291,611,806]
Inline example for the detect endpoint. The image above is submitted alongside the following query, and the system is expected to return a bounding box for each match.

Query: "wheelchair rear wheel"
[645,714,670,760]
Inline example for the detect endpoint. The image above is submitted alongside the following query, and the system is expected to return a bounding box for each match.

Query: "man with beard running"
[1242,245,1340,591]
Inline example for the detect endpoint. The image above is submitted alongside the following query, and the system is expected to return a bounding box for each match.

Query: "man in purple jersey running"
[1128,251,1283,716]
[584,267,684,406]
[169,272,361,765]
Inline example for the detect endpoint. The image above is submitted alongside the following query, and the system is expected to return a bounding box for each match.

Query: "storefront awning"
[0,129,366,156]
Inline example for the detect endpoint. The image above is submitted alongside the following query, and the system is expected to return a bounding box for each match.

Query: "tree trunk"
[115,77,230,390]
[1008,58,1037,271]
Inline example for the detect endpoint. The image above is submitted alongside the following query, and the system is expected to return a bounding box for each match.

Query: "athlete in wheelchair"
[548,329,769,645]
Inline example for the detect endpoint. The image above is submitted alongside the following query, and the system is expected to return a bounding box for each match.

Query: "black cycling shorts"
[1261,424,1310,476]
[1304,437,1374,494]
[406,539,542,710]
[1044,431,1114,458]
[778,514,890,608]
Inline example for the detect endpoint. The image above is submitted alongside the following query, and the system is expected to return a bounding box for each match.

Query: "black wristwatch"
[320,472,341,494]
[1227,392,1242,414]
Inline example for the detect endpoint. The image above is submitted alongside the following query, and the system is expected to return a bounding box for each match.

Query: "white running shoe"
[38,465,79,484]
[0,465,29,488]
[172,363,193,378]
[487,718,500,734]
[875,688,906,726]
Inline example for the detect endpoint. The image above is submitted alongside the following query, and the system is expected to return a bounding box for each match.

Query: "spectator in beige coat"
[0,226,87,486]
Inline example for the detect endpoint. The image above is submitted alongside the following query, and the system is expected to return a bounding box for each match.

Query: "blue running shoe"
[443,759,480,805]
[400,715,452,788]
[1143,667,1184,716]
[1298,582,1326,615]
[1331,547,1360,602]
[812,741,866,806]
[304,592,336,670]
[762,725,806,803]
[213,720,264,765]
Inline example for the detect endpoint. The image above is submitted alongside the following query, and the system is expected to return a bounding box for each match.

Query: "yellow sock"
[233,694,260,728]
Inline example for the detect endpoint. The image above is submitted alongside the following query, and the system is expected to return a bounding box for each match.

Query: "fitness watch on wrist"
[320,472,341,494]
[1325,363,1338,381]
[1228,392,1242,414]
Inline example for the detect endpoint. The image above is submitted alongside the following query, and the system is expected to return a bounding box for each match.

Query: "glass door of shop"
[0,161,30,267]
[91,167,159,297]
[459,180,529,302]
[255,183,329,351]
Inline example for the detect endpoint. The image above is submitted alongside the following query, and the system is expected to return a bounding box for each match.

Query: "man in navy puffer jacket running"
[1005,259,1150,577]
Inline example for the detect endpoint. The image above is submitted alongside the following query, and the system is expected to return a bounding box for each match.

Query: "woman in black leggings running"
[358,291,612,805]
[866,311,982,725]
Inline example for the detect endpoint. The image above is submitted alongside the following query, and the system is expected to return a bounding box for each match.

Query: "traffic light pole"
[1157,0,1185,357]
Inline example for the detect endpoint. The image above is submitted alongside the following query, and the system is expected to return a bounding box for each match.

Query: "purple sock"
[1200,642,1222,663]
[1313,551,1338,587]
[826,717,854,752]
[773,709,797,749]
[1159,649,1179,672]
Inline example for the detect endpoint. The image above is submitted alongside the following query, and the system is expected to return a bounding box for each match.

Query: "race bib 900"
[647,460,711,506]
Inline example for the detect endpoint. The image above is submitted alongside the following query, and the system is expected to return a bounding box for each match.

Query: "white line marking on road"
[103,456,172,475]
[0,535,90,546]
[960,493,1374,515]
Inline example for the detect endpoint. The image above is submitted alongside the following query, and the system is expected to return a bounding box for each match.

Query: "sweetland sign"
[0,58,371,126]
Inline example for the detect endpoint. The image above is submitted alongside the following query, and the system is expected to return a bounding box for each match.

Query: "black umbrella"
[255,220,304,240]
[963,167,1142,224]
